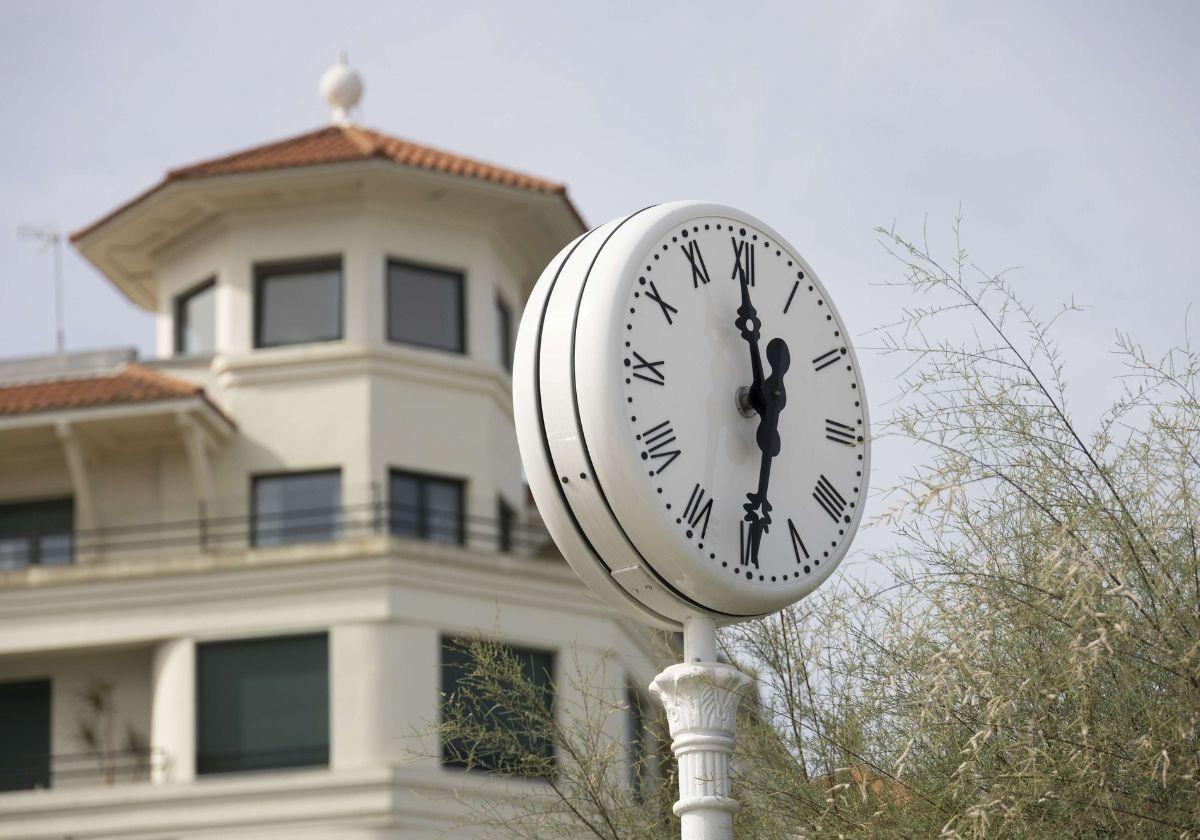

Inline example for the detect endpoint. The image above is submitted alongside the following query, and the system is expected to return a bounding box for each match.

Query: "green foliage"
[433,222,1200,837]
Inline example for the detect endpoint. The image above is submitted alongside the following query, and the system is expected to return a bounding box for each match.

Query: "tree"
[433,221,1200,838]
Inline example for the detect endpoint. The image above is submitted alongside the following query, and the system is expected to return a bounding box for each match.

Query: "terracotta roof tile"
[0,364,206,417]
[72,125,585,241]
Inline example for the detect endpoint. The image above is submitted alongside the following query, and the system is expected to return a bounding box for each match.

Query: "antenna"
[17,223,65,355]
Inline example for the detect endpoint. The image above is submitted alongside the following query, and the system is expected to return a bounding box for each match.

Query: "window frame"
[173,277,217,356]
[249,469,342,548]
[439,635,556,777]
[495,294,514,373]
[195,633,330,776]
[384,257,467,355]
[253,256,344,349]
[497,495,516,553]
[388,468,467,546]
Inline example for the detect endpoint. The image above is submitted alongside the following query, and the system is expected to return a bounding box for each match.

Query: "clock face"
[617,217,866,588]
[513,201,870,627]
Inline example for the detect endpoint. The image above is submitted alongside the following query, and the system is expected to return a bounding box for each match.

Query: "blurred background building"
[0,59,660,839]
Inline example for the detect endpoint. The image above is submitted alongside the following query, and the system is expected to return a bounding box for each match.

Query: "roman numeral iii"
[813,474,848,523]
[730,238,756,286]
[683,483,714,539]
[680,240,711,287]
[638,420,681,475]
[825,419,861,446]
[629,351,666,385]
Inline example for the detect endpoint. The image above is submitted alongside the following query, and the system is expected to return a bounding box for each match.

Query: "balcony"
[0,491,556,578]
[0,748,165,793]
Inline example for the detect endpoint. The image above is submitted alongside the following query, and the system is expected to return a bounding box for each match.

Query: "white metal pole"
[650,615,751,840]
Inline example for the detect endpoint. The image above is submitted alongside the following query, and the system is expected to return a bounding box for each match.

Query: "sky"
[1,0,1198,557]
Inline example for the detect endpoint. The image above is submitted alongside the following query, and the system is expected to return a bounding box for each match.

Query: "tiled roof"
[71,125,585,241]
[0,364,218,419]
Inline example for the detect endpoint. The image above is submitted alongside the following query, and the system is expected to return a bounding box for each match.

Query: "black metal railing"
[0,748,166,792]
[0,496,556,571]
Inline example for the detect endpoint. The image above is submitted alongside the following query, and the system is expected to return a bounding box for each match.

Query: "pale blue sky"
[2,0,1198,550]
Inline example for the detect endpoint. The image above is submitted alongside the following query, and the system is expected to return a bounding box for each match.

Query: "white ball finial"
[320,54,363,126]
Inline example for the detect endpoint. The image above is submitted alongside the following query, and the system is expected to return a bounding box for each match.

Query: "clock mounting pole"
[650,615,751,840]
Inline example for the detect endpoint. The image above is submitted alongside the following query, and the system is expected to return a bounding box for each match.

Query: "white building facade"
[0,78,664,839]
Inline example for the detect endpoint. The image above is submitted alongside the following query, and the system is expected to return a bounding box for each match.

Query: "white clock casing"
[514,201,869,629]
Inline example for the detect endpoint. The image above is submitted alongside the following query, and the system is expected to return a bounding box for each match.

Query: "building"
[0,60,663,839]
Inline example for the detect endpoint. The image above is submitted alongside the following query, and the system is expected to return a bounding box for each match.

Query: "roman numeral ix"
[731,238,756,286]
[644,281,678,325]
[812,347,845,372]
[825,419,861,446]
[788,518,809,562]
[683,483,714,539]
[638,420,681,475]
[629,351,665,385]
[813,474,848,523]
[681,240,711,288]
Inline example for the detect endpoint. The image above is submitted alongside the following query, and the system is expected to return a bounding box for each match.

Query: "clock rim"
[513,214,686,630]
[514,200,872,626]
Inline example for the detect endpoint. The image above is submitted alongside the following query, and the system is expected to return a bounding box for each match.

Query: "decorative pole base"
[650,617,752,840]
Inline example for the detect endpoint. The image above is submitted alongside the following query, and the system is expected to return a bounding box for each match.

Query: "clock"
[513,201,869,629]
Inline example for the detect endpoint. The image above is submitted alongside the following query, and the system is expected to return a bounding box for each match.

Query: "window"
[496,296,513,372]
[175,278,216,355]
[389,470,464,545]
[0,498,73,570]
[0,679,51,792]
[254,257,342,348]
[251,471,341,547]
[441,637,554,776]
[386,260,464,353]
[497,496,516,553]
[196,634,329,775]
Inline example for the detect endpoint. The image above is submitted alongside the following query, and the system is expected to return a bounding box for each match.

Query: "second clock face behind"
[618,215,867,591]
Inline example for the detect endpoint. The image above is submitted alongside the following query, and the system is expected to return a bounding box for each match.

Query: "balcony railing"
[0,748,166,793]
[0,497,557,571]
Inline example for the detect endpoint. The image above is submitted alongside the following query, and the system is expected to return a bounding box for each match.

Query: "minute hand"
[733,244,765,409]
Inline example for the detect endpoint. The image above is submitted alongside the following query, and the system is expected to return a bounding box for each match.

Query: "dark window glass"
[441,637,554,776]
[389,470,464,545]
[0,679,51,791]
[252,471,341,547]
[196,634,329,775]
[175,278,216,355]
[497,497,515,553]
[0,498,73,570]
[496,297,513,372]
[387,260,464,353]
[255,258,342,348]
